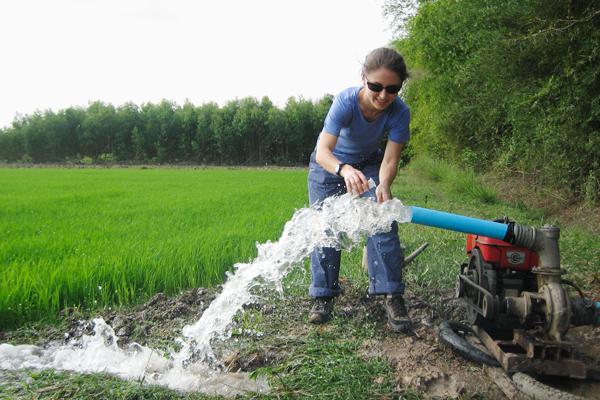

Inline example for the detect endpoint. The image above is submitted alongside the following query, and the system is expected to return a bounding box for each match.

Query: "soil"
[2,285,600,399]
[357,292,502,399]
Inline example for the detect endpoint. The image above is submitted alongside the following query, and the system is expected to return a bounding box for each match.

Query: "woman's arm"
[376,141,405,203]
[315,131,370,195]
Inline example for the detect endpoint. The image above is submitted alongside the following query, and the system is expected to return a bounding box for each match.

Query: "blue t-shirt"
[321,86,410,164]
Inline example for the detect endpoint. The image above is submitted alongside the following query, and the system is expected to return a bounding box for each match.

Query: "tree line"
[0,95,333,166]
[386,0,599,201]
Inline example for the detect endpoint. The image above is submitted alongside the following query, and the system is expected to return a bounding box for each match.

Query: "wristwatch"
[335,163,346,176]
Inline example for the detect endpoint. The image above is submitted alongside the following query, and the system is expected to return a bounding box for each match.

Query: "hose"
[438,320,500,367]
[561,279,585,299]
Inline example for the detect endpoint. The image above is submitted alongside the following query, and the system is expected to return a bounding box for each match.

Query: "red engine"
[466,234,538,271]
[459,229,541,329]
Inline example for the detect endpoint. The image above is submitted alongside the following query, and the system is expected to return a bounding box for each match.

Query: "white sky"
[0,0,394,129]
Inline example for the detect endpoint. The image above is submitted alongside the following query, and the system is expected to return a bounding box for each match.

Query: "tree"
[81,102,117,158]
[214,100,241,164]
[0,95,338,167]
[114,103,140,161]
[0,128,25,162]
[193,102,220,164]
[285,96,320,164]
[178,101,198,161]
[153,100,182,163]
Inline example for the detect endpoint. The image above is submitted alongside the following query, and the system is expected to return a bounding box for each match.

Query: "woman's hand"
[375,182,392,203]
[340,165,370,195]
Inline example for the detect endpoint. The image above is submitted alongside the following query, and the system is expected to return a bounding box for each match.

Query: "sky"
[0,0,395,129]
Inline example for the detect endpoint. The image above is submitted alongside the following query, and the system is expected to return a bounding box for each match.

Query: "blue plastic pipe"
[409,206,510,241]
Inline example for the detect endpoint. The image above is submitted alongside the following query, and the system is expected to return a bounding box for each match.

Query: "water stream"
[0,191,412,396]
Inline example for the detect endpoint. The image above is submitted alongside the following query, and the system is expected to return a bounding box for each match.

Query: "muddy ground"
[2,285,600,399]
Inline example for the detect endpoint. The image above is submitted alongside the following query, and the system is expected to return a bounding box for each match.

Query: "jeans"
[307,151,405,298]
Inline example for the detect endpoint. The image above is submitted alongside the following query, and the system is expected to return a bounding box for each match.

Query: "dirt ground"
[360,292,600,399]
[2,286,600,399]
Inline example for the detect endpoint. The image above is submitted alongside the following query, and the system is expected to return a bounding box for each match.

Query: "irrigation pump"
[407,206,600,379]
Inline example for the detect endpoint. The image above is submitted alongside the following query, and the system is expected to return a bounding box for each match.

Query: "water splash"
[0,193,412,396]
[0,318,267,396]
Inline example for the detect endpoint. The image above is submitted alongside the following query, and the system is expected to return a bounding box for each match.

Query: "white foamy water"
[0,191,412,396]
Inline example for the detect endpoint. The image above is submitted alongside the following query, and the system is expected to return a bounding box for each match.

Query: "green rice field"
[0,167,308,327]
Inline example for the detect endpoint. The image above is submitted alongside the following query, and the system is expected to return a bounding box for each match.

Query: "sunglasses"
[366,81,402,94]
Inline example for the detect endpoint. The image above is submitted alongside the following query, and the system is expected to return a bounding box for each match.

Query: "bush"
[98,153,115,163]
[389,0,600,200]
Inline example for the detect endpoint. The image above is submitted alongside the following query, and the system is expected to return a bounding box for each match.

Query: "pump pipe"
[409,206,510,241]
[406,204,560,279]
[406,206,550,262]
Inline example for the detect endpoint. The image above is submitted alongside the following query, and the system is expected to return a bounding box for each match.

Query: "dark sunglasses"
[366,81,402,94]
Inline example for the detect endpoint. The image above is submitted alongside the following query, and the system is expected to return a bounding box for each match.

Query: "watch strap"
[336,163,346,176]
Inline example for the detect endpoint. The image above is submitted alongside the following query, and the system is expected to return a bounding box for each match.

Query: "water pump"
[407,206,600,378]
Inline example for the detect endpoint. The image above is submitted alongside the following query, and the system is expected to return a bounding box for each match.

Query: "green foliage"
[0,95,333,166]
[584,170,598,206]
[98,153,115,163]
[409,155,452,182]
[388,0,600,199]
[0,168,308,327]
[408,155,498,204]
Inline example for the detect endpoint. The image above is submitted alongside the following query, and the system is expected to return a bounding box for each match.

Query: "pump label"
[506,251,525,265]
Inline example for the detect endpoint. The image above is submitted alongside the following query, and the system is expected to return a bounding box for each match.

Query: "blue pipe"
[409,206,510,241]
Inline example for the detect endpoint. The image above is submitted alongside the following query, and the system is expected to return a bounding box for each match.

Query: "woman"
[307,47,411,333]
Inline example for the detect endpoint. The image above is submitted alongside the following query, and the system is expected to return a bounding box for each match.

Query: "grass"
[256,338,396,399]
[0,369,218,400]
[408,156,498,204]
[0,167,308,327]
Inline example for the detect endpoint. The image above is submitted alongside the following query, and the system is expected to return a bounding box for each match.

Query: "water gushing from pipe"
[0,193,412,396]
